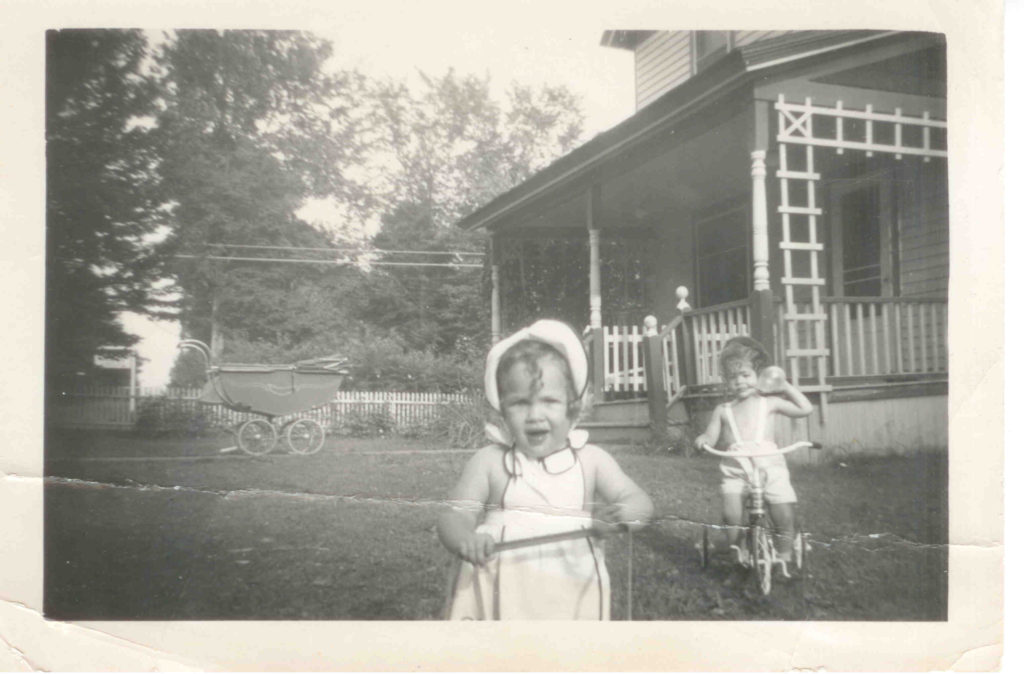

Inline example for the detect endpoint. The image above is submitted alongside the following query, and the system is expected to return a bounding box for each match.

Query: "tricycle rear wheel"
[237,418,277,456]
[286,419,325,455]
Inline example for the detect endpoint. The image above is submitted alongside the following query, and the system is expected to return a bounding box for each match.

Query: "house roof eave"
[600,30,656,50]
[457,55,750,233]
[457,29,916,234]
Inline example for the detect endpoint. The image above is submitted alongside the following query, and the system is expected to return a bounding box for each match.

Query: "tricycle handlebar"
[490,524,632,553]
[700,440,821,458]
[492,527,600,552]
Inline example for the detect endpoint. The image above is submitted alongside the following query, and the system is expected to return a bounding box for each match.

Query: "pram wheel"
[286,419,325,455]
[237,418,277,456]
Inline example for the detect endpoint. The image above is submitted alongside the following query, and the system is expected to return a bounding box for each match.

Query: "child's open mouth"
[525,429,549,444]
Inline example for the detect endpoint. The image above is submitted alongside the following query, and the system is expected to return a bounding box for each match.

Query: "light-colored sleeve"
[588,445,654,528]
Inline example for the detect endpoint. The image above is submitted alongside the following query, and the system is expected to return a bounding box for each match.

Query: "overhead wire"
[200,242,485,257]
[173,254,484,269]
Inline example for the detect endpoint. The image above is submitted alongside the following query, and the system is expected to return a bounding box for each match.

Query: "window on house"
[839,187,882,296]
[693,31,732,73]
[829,176,895,297]
[696,206,749,307]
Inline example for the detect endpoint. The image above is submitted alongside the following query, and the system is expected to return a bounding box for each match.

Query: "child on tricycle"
[694,336,814,576]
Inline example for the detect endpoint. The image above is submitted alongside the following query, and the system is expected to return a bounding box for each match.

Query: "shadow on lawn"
[44,432,947,621]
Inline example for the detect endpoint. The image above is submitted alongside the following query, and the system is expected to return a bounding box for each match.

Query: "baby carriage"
[179,340,348,456]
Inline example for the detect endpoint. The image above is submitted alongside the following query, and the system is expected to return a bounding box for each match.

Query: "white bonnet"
[483,319,589,411]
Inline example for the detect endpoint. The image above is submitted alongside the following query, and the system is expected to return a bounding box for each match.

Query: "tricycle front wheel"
[237,418,277,456]
[286,419,325,455]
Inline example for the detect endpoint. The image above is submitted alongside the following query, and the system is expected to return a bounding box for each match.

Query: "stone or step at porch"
[577,421,650,445]
[577,397,691,445]
[585,397,650,424]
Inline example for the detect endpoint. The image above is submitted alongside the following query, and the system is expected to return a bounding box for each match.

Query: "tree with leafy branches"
[46,29,173,387]
[360,70,584,354]
[157,36,586,390]
[154,30,376,375]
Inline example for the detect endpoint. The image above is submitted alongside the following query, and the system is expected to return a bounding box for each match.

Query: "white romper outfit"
[719,396,797,504]
[446,444,610,620]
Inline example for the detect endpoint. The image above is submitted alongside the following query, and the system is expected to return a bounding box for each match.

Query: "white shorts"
[720,457,797,505]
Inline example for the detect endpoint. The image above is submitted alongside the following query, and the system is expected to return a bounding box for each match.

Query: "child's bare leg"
[721,493,744,549]
[769,502,796,560]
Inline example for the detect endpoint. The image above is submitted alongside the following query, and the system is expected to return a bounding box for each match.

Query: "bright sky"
[127,16,637,388]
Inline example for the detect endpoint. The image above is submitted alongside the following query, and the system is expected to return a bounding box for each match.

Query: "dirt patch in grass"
[45,432,946,620]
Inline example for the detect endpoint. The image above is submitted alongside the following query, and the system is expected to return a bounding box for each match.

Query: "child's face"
[724,358,758,399]
[499,355,573,459]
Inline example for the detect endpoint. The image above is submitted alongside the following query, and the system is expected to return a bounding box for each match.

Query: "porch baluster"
[894,302,904,373]
[611,325,621,393]
[844,303,854,375]
[882,303,893,374]
[869,302,880,375]
[856,302,866,376]
[907,304,917,372]
[829,302,841,376]
[924,304,932,372]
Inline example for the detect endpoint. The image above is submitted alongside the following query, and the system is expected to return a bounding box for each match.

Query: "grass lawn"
[44,429,947,620]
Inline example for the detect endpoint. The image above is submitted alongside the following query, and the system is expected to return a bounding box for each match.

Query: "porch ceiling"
[493,109,752,234]
[460,30,945,236]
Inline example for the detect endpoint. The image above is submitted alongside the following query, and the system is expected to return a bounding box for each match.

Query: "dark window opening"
[696,206,749,307]
[694,31,731,72]
[839,185,884,296]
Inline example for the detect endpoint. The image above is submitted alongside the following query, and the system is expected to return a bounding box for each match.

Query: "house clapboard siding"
[635,30,795,109]
[636,31,692,109]
[899,162,949,297]
[772,393,948,457]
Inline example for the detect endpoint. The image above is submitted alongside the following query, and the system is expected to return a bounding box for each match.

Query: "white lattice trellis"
[774,94,948,421]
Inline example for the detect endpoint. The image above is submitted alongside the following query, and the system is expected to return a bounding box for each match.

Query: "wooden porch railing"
[775,296,947,378]
[584,316,688,404]
[659,315,685,404]
[581,291,946,422]
[602,324,646,396]
[683,299,752,385]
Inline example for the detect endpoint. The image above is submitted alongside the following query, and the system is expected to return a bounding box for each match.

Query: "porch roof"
[456,30,925,234]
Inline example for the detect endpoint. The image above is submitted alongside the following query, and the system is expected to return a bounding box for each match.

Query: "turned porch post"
[489,235,501,344]
[587,185,605,402]
[751,150,770,293]
[749,102,776,357]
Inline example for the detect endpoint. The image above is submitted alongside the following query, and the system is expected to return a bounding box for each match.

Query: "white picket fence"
[602,324,646,395]
[47,386,476,432]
